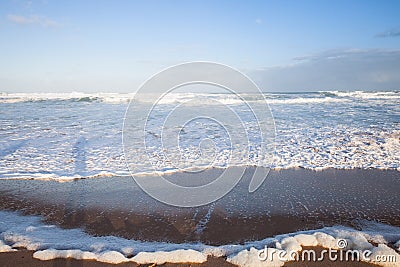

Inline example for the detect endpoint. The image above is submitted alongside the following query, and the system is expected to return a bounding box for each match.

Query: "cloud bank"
[251,49,400,92]
[376,29,400,38]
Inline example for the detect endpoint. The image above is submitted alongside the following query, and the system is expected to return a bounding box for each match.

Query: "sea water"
[0,90,398,180]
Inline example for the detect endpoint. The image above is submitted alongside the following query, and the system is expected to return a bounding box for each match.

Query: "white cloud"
[7,14,31,24]
[7,14,60,27]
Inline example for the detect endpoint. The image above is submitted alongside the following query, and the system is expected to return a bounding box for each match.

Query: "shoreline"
[0,249,236,267]
[0,168,399,244]
[0,248,382,267]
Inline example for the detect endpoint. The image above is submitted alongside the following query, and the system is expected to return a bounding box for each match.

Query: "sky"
[1,0,400,92]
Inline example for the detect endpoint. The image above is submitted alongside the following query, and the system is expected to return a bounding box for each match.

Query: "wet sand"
[0,249,236,267]
[0,167,399,245]
[0,248,380,267]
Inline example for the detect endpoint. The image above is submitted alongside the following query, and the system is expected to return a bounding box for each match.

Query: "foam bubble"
[227,247,285,267]
[132,250,207,265]
[0,240,16,253]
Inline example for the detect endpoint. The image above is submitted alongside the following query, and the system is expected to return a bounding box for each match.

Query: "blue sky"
[1,0,400,92]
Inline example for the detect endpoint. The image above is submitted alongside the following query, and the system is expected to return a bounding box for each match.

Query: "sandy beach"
[0,248,383,266]
[0,167,399,266]
[0,249,238,267]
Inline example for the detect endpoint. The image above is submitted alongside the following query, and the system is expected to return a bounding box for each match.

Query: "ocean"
[0,90,398,180]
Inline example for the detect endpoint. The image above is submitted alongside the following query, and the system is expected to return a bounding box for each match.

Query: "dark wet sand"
[0,168,399,245]
[0,248,379,267]
[0,249,236,267]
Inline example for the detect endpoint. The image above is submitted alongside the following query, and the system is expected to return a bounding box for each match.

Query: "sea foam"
[0,211,399,266]
[0,91,399,181]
